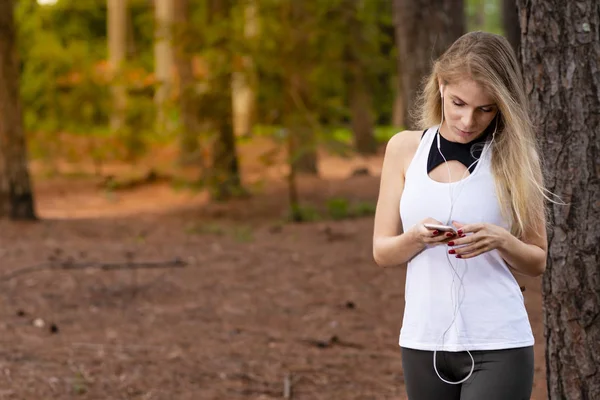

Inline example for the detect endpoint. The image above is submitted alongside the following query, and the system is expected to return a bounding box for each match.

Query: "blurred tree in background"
[0,0,36,220]
[393,0,465,130]
[8,0,509,212]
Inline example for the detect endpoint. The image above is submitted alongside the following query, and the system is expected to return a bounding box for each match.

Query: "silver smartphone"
[423,223,457,233]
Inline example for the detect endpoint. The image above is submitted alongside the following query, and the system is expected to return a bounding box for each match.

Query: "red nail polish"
[460,234,466,238]
[433,230,439,235]
[457,229,463,235]
[456,254,462,259]
[445,232,453,237]
[449,249,456,254]
[447,241,455,246]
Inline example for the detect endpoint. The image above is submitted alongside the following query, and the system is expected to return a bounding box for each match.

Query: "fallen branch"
[0,258,187,282]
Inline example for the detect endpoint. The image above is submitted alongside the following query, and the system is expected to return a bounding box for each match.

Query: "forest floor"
[0,138,547,399]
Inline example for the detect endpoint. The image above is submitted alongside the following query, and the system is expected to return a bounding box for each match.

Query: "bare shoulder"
[384,130,423,171]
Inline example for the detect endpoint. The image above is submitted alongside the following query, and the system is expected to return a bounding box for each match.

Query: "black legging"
[401,346,534,400]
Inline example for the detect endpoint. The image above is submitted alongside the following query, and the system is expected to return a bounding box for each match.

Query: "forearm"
[498,233,547,277]
[373,229,426,267]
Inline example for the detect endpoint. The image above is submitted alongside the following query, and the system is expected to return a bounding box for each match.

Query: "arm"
[373,132,453,267]
[450,220,547,277]
[498,222,547,277]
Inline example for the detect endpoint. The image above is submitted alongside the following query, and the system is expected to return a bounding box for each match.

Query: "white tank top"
[398,126,534,351]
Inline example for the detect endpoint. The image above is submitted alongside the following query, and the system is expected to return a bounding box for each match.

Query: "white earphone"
[431,89,499,385]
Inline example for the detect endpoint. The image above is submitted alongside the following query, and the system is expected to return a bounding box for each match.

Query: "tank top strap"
[406,126,439,178]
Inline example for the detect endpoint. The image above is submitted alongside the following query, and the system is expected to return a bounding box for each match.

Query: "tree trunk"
[502,0,520,55]
[211,98,242,200]
[346,0,377,155]
[392,78,404,128]
[474,0,485,29]
[517,1,600,399]
[288,2,318,175]
[107,0,127,132]
[393,0,465,129]
[0,0,36,220]
[288,72,318,175]
[232,0,257,137]
[349,75,377,154]
[154,0,174,130]
[173,0,202,165]
[209,0,243,200]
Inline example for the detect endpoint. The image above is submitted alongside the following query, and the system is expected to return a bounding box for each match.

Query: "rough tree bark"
[502,0,521,55]
[0,0,36,220]
[393,0,465,129]
[517,1,600,398]
[107,0,127,132]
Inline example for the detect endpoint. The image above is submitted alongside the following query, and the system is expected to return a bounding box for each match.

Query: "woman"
[373,31,548,399]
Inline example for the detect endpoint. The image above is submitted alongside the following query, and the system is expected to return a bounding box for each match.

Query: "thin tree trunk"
[502,0,520,55]
[108,0,127,132]
[349,75,377,154]
[392,78,404,128]
[209,0,243,200]
[154,0,174,130]
[473,0,485,28]
[288,2,318,175]
[517,1,600,398]
[393,0,465,129]
[0,0,36,220]
[212,96,242,199]
[173,0,202,165]
[288,72,318,175]
[232,0,257,137]
[346,0,377,155]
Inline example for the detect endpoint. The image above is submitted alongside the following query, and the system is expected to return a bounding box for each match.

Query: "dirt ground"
[0,144,548,399]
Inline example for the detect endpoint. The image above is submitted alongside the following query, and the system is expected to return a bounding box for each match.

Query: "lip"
[456,128,475,137]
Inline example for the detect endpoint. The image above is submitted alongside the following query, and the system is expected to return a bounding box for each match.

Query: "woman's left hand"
[447,221,510,259]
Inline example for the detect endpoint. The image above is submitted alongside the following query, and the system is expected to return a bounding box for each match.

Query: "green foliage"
[287,203,322,223]
[16,0,158,164]
[327,197,350,220]
[466,0,503,34]
[352,201,377,217]
[327,197,377,220]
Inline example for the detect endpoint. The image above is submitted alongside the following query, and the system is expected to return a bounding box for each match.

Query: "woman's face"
[440,78,499,143]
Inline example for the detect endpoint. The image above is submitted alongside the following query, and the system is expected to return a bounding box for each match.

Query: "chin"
[454,127,481,142]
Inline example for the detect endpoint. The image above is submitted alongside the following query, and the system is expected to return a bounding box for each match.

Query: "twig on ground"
[0,258,187,282]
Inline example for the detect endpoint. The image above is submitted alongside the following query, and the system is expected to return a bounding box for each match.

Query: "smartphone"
[423,223,457,233]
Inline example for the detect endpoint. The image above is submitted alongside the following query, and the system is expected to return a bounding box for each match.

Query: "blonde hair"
[415,31,546,238]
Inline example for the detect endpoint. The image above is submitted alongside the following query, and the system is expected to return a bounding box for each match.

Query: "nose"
[461,109,475,130]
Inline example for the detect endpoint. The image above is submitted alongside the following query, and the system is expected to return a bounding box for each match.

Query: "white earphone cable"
[431,96,498,385]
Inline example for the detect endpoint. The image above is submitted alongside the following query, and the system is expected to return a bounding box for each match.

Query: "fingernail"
[445,232,454,237]
[457,229,463,235]
[447,241,455,246]
[456,255,462,259]
[449,249,456,254]
[433,230,439,235]
[459,234,466,238]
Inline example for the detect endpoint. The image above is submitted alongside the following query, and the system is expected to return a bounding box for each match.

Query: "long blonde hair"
[415,31,545,238]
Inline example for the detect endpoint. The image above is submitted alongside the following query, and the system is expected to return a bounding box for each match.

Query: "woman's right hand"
[410,218,458,247]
